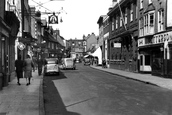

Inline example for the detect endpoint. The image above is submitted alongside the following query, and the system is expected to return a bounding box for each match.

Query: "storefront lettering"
[152,31,172,44]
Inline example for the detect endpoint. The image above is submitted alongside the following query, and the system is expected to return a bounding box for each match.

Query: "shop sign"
[114,43,121,48]
[152,31,172,44]
[138,38,145,47]
[17,42,25,50]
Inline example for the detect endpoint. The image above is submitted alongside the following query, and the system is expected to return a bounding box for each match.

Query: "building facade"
[0,0,20,88]
[138,0,172,77]
[66,38,85,59]
[103,15,110,61]
[108,0,139,72]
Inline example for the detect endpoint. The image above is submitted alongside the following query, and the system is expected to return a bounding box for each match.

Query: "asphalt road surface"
[43,63,172,115]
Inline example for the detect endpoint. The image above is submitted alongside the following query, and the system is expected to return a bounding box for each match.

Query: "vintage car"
[84,58,91,65]
[61,58,76,70]
[43,58,60,76]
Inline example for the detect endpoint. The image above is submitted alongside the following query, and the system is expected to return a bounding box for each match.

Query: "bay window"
[144,11,155,35]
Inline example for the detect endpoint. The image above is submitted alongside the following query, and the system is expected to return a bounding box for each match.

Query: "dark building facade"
[0,0,20,88]
[108,0,139,72]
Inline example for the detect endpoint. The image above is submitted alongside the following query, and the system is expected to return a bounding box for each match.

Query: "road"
[43,63,172,115]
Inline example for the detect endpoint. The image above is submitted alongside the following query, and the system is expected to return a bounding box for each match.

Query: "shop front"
[138,31,172,77]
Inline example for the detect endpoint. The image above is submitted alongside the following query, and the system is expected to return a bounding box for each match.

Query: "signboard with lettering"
[138,31,172,47]
[114,43,121,48]
[152,31,172,44]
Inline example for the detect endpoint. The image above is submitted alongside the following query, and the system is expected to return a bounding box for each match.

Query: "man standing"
[15,55,24,85]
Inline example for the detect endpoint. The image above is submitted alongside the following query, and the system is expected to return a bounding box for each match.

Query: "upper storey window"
[149,0,152,4]
[130,3,134,22]
[144,11,155,35]
[158,9,164,32]
[140,0,143,9]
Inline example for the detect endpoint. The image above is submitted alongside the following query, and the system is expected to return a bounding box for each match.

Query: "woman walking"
[23,54,34,85]
[15,55,24,85]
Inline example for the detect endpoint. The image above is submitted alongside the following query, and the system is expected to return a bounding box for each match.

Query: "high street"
[43,63,172,115]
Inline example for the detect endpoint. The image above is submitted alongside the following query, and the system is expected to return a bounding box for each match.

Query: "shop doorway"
[139,54,151,72]
[152,50,164,76]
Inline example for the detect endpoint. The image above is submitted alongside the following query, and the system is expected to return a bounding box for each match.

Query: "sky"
[29,0,112,40]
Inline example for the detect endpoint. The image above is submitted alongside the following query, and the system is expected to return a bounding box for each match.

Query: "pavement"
[90,65,172,90]
[0,70,45,115]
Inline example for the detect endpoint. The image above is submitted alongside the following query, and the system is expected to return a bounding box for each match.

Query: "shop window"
[145,55,150,65]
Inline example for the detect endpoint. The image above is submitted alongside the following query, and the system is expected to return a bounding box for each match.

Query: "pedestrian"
[23,54,35,86]
[32,56,37,70]
[15,55,24,85]
[37,55,43,76]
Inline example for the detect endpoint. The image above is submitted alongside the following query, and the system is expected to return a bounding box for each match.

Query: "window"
[112,18,114,31]
[135,4,138,19]
[144,14,148,34]
[48,42,50,48]
[130,3,133,22]
[144,12,155,35]
[125,8,127,24]
[148,0,152,4]
[158,9,164,32]
[52,43,54,49]
[120,15,123,27]
[145,55,150,65]
[115,16,118,29]
[140,0,143,9]
[83,41,86,45]
[139,17,144,36]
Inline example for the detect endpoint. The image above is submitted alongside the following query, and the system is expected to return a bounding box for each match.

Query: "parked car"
[61,58,76,70]
[43,58,60,76]
[75,58,81,63]
[84,58,90,65]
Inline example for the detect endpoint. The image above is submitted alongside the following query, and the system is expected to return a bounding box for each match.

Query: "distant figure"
[32,56,37,70]
[15,55,24,85]
[37,55,44,76]
[23,55,34,86]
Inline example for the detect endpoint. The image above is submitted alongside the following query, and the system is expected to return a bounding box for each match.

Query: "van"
[61,58,76,70]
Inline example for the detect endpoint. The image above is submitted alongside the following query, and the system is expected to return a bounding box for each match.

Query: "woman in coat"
[15,55,24,85]
[23,54,34,85]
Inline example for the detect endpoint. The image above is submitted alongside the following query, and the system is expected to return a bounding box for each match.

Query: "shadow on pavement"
[43,72,81,115]
[44,71,67,80]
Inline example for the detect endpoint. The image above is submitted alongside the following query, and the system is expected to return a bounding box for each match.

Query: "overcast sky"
[29,0,112,40]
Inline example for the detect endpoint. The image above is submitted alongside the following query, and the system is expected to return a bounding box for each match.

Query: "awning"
[91,47,102,65]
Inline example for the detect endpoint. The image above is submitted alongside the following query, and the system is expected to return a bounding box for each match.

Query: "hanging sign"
[17,42,25,50]
[48,13,58,24]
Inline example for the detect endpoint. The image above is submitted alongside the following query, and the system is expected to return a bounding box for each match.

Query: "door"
[139,54,151,72]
